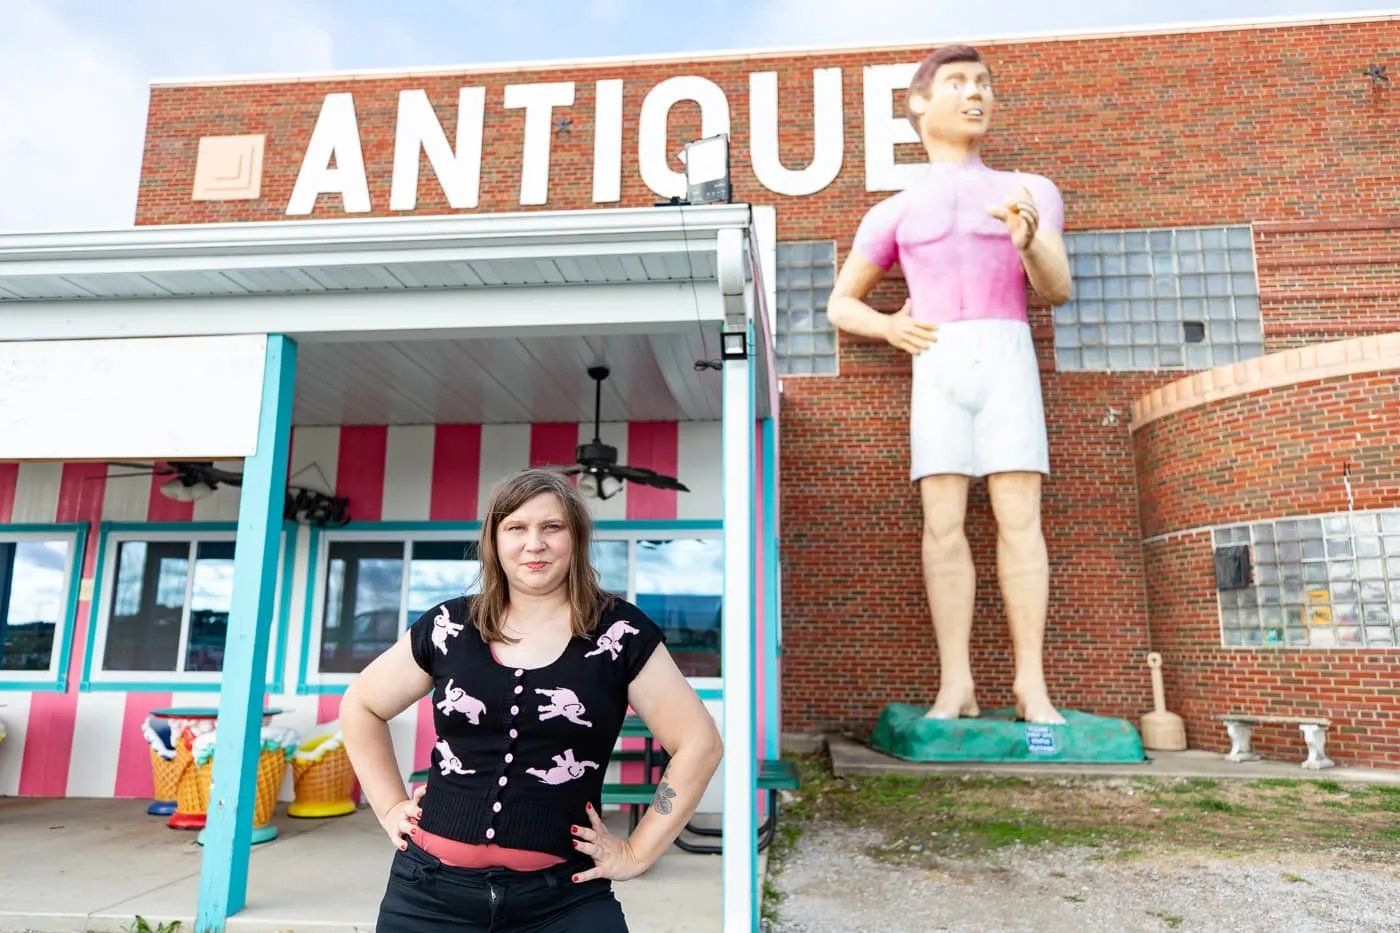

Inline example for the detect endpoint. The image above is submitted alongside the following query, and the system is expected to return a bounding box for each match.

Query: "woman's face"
[496,492,574,598]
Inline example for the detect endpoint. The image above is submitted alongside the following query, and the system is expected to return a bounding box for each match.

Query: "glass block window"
[1055,226,1265,372]
[1212,509,1400,649]
[774,241,837,376]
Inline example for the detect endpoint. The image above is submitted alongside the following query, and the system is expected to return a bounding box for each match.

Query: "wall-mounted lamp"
[720,330,748,361]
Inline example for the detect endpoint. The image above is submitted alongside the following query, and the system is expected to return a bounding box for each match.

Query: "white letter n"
[389,88,486,211]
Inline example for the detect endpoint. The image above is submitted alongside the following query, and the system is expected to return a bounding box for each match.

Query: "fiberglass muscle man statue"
[828,44,1073,726]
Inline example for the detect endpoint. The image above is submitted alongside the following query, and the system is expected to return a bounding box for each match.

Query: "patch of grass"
[1194,796,1243,814]
[1280,872,1311,884]
[773,750,1400,875]
[1315,780,1344,793]
[1063,894,1085,903]
[1147,910,1185,928]
[1250,778,1304,789]
[123,919,181,933]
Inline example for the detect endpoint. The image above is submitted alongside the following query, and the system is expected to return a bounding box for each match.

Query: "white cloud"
[0,0,340,234]
[736,0,1391,51]
[585,0,629,24]
[0,2,147,232]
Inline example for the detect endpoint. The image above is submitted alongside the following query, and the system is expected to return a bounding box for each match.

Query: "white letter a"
[286,92,372,216]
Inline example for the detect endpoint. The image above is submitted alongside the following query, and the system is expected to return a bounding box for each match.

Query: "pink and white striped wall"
[0,420,740,807]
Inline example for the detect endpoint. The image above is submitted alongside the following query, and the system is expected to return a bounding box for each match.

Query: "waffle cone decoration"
[168,732,209,830]
[142,718,180,805]
[289,723,357,818]
[192,726,300,830]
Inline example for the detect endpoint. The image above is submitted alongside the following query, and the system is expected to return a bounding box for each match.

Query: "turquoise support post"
[195,335,297,932]
[761,416,780,760]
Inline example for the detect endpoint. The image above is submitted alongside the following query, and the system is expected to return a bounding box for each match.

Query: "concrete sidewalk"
[0,798,746,932]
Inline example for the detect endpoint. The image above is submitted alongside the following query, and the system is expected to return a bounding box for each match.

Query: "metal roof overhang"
[0,204,757,340]
[0,204,776,420]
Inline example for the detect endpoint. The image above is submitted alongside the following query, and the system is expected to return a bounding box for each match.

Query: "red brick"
[131,18,1400,767]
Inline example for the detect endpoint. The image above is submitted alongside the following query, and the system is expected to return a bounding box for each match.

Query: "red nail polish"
[572,875,579,882]
[572,840,579,847]
[570,825,578,833]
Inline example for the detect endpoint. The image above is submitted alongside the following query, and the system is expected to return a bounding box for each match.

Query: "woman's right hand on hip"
[379,783,427,851]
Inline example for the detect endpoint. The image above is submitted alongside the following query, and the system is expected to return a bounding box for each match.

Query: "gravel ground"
[767,824,1400,933]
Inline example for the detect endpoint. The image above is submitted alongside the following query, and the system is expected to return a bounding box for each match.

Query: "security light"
[683,134,732,205]
[720,330,748,361]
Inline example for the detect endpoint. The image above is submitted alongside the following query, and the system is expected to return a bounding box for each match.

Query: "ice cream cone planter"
[168,728,212,830]
[288,721,357,818]
[142,717,180,817]
[194,726,300,846]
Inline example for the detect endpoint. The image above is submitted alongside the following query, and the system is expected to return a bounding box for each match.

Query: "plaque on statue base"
[870,703,1148,765]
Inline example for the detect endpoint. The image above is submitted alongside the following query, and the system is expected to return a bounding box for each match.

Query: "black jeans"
[375,841,630,932]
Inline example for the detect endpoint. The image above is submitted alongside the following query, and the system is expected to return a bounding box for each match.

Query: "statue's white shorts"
[909,317,1050,481]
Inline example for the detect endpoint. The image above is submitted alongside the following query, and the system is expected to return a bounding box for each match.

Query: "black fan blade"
[108,461,176,474]
[205,467,245,487]
[541,463,585,476]
[611,464,690,492]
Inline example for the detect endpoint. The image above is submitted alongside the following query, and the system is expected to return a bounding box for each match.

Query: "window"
[594,536,724,680]
[0,528,83,686]
[1055,225,1264,372]
[89,527,285,685]
[774,241,838,376]
[306,527,723,685]
[1213,509,1400,649]
[317,538,480,675]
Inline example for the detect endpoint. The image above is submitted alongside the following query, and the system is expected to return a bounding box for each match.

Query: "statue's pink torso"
[852,156,1064,326]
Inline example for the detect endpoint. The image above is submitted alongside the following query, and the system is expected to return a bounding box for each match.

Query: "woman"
[340,468,724,932]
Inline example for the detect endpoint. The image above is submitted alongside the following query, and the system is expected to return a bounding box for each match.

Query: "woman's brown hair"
[468,468,614,643]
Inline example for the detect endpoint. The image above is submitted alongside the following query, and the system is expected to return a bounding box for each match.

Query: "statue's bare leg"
[986,471,1064,725]
[920,474,980,719]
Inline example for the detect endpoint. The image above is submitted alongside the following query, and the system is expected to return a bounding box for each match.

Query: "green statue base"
[870,703,1147,764]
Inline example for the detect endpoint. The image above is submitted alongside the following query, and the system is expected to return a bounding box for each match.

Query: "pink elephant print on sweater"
[526,749,600,785]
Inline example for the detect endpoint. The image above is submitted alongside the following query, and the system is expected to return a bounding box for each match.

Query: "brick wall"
[134,18,1400,753]
[1134,369,1400,767]
[1256,222,1400,351]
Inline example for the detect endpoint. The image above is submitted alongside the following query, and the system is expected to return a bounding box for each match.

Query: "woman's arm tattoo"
[651,775,677,815]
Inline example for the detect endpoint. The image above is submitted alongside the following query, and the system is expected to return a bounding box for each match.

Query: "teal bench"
[601,757,800,854]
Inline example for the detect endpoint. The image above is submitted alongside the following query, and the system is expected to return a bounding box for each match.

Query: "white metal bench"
[1217,714,1333,770]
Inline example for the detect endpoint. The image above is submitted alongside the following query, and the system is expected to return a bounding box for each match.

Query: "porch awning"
[0,203,774,419]
[0,204,751,300]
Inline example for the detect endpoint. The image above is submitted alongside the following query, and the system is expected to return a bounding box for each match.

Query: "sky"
[0,0,1391,234]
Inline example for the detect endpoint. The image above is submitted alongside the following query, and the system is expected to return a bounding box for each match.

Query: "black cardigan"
[409,594,665,863]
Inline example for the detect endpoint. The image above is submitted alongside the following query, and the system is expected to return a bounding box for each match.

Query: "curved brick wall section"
[1133,334,1400,768]
[1132,334,1400,539]
[1144,533,1400,768]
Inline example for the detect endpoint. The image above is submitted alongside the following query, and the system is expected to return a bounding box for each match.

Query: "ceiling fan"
[101,461,243,502]
[96,460,351,526]
[555,366,690,501]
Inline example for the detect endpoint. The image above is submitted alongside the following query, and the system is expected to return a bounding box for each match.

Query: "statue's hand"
[986,186,1039,251]
[883,299,936,356]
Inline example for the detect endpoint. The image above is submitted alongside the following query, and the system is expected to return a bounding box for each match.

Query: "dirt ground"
[761,758,1400,933]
